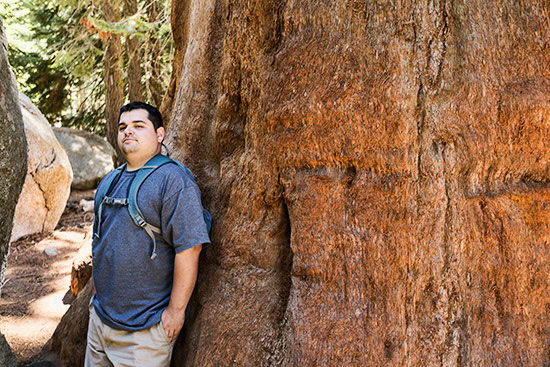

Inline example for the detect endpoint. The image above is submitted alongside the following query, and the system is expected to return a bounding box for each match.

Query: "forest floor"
[0,191,94,366]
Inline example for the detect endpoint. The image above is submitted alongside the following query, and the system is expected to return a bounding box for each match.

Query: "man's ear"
[156,127,165,143]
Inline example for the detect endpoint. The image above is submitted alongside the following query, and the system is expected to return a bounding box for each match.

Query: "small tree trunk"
[0,20,28,297]
[101,0,125,164]
[146,1,163,108]
[124,0,144,102]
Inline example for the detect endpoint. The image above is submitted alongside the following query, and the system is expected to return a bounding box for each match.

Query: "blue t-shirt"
[91,162,211,331]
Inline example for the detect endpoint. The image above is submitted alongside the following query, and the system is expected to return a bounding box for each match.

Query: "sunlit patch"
[1,228,87,363]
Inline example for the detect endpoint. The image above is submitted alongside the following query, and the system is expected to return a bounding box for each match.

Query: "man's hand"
[161,306,185,342]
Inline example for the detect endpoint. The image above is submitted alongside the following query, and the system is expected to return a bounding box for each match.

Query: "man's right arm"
[161,244,202,341]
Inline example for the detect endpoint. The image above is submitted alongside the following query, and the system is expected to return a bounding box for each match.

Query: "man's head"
[117,102,165,169]
[118,101,163,130]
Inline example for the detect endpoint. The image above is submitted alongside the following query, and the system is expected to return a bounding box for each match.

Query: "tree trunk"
[0,20,28,297]
[101,0,125,165]
[145,1,164,108]
[124,0,144,102]
[166,0,550,366]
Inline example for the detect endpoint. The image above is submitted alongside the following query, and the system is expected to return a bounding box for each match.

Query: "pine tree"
[0,0,173,139]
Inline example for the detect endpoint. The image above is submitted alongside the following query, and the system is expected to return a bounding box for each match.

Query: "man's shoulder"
[152,160,197,186]
[137,160,199,202]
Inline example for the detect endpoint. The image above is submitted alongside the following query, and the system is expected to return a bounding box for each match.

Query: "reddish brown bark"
[166,0,550,366]
[159,0,191,127]
[46,1,550,366]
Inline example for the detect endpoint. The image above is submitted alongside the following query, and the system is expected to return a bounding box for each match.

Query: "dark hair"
[119,101,163,130]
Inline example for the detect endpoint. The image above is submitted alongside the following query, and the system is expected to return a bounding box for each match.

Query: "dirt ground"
[0,191,94,366]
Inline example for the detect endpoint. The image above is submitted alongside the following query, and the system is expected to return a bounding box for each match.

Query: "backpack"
[93,154,213,259]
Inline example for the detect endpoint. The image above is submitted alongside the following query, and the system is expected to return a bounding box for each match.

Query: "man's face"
[117,109,164,158]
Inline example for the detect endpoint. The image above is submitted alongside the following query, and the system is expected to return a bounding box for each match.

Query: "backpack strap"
[94,164,126,214]
[94,164,126,239]
[127,155,172,259]
[118,154,212,259]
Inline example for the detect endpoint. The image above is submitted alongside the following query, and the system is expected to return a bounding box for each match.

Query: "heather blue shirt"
[91,161,210,331]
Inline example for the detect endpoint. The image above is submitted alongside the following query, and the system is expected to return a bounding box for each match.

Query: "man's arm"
[161,244,202,341]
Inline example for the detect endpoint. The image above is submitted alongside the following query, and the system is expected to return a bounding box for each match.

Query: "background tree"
[124,0,144,102]
[99,0,125,162]
[0,0,174,143]
[144,1,163,107]
[0,0,104,133]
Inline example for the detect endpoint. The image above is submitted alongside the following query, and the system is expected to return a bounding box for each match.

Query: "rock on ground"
[10,93,73,242]
[1,208,92,364]
[53,127,116,190]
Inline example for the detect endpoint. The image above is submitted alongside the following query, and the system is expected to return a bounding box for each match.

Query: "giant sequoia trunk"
[0,21,27,297]
[165,0,550,365]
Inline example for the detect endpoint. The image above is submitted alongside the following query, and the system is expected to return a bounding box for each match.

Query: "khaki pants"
[85,306,175,367]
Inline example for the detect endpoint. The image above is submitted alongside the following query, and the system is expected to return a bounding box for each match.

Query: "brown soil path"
[0,194,94,366]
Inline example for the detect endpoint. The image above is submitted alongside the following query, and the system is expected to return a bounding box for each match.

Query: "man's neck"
[125,151,160,171]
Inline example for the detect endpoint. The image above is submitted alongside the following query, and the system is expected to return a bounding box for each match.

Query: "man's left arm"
[161,244,202,341]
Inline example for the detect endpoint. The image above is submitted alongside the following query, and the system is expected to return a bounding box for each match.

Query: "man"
[85,102,210,366]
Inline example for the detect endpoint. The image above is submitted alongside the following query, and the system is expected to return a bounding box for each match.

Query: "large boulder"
[0,333,17,367]
[0,20,27,296]
[53,127,116,190]
[10,93,73,242]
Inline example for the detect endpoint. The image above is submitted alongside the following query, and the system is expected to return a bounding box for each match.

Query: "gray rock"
[79,199,94,212]
[0,19,27,297]
[0,333,17,367]
[53,127,116,190]
[44,247,59,257]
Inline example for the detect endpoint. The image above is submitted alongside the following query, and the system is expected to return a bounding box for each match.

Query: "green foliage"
[0,0,102,128]
[87,13,172,39]
[0,0,173,136]
[8,44,68,119]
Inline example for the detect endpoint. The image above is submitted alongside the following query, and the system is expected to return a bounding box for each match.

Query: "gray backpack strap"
[128,154,171,259]
[142,224,162,259]
[127,154,213,259]
[94,165,126,239]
